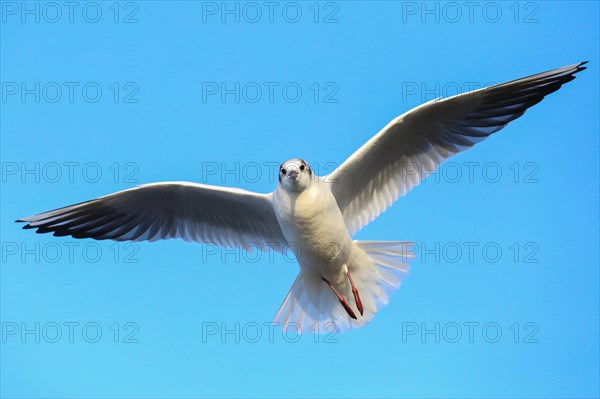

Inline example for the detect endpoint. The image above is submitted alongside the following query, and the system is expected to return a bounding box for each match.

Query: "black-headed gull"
[17,62,587,332]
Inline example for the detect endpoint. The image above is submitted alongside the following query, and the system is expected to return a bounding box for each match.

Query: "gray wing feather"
[328,62,587,234]
[17,182,286,251]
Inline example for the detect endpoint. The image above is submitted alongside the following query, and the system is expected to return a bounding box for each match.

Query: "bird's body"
[17,62,587,332]
[273,173,352,279]
[269,162,411,329]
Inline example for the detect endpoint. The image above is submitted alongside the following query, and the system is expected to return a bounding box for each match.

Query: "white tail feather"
[273,241,414,333]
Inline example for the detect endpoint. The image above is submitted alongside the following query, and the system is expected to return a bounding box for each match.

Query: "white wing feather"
[327,62,587,234]
[17,181,286,251]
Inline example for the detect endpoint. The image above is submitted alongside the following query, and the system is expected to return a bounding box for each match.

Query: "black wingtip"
[575,61,588,72]
[15,218,31,228]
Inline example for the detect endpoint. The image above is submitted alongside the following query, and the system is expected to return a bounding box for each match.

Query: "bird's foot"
[322,277,357,320]
[346,269,364,316]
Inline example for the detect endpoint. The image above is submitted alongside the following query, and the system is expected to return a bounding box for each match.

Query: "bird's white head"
[278,158,313,192]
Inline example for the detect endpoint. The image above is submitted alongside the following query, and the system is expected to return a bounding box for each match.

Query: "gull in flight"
[17,62,586,332]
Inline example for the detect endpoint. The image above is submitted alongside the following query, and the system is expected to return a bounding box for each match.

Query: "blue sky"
[1,1,598,398]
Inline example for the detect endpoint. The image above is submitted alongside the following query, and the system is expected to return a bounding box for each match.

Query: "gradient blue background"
[1,1,598,398]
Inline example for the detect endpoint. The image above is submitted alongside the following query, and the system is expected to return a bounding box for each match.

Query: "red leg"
[346,269,364,316]
[322,277,357,320]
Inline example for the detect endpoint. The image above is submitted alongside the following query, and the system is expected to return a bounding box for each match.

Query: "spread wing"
[327,62,587,234]
[17,182,286,251]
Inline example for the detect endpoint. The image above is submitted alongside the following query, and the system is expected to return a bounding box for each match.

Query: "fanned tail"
[273,241,415,334]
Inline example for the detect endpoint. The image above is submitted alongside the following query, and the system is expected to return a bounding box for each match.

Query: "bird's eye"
[300,165,305,171]
[281,168,286,175]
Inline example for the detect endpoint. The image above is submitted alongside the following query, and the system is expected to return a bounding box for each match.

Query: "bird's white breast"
[273,179,353,277]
